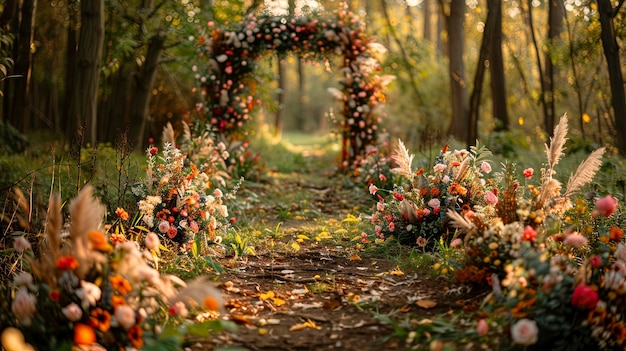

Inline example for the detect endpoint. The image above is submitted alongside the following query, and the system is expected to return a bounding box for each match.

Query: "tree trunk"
[525,0,550,135]
[423,0,433,44]
[6,0,37,132]
[597,0,626,156]
[101,63,132,143]
[274,54,286,137]
[131,31,166,150]
[544,0,564,134]
[468,0,496,147]
[445,0,468,144]
[63,0,78,136]
[488,0,508,131]
[68,0,105,145]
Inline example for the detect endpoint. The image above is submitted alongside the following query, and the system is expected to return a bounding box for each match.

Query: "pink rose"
[481,161,492,174]
[571,284,598,310]
[433,163,447,172]
[484,191,498,205]
[158,221,170,233]
[563,233,588,249]
[594,195,619,218]
[428,198,441,209]
[451,238,463,248]
[62,303,83,322]
[523,168,534,178]
[214,189,223,198]
[11,287,36,325]
[477,319,489,336]
[368,184,378,195]
[115,305,136,330]
[511,319,538,345]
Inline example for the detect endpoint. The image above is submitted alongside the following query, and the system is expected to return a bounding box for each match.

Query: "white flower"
[76,281,101,308]
[61,303,83,322]
[442,175,451,183]
[510,319,538,345]
[115,305,136,330]
[218,205,229,218]
[13,272,33,287]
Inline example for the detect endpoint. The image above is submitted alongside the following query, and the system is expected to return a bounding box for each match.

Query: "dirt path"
[190,151,483,350]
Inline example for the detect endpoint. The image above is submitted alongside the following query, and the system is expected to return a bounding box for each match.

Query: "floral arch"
[193,5,390,169]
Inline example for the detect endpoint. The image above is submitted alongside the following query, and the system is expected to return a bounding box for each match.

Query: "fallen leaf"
[258,328,268,335]
[388,266,404,276]
[341,214,360,223]
[289,319,322,332]
[291,242,301,251]
[323,294,343,310]
[297,234,310,240]
[229,315,255,326]
[416,299,437,309]
[260,291,275,301]
[271,297,286,306]
[349,253,362,261]
[335,228,348,235]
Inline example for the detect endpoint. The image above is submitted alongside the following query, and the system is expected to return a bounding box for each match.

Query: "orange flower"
[610,226,624,242]
[420,188,428,197]
[415,167,424,176]
[115,207,130,221]
[204,296,221,311]
[111,295,126,309]
[448,182,467,196]
[74,323,96,346]
[88,230,112,252]
[127,325,144,349]
[430,187,440,197]
[110,275,132,295]
[613,322,626,343]
[56,256,79,270]
[89,307,111,332]
[451,161,461,167]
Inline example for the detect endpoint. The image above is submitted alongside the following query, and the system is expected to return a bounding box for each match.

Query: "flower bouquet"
[368,139,495,248]
[134,123,236,254]
[1,185,231,351]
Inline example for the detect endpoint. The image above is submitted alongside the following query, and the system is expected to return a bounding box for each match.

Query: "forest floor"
[189,145,486,351]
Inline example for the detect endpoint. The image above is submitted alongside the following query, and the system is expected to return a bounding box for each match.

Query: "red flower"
[589,256,602,269]
[571,284,598,310]
[49,290,60,302]
[522,226,537,242]
[56,256,79,270]
[149,147,158,155]
[522,168,534,178]
[393,192,404,201]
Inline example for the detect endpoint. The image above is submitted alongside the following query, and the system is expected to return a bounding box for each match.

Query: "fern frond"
[545,114,569,170]
[391,139,414,182]
[564,147,606,198]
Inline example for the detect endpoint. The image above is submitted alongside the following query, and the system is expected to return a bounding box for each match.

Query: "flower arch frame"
[194,5,389,169]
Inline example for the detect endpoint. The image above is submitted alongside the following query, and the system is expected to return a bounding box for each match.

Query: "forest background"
[0,0,625,161]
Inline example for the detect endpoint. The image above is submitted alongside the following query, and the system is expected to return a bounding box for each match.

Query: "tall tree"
[488,0,508,132]
[4,0,37,132]
[543,0,565,134]
[68,0,105,145]
[442,0,468,144]
[597,0,626,156]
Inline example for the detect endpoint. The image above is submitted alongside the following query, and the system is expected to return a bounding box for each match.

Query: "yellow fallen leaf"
[349,253,362,261]
[294,215,305,220]
[291,242,301,251]
[416,299,438,309]
[342,214,360,223]
[289,319,322,332]
[388,266,404,276]
[271,297,286,306]
[297,234,310,240]
[327,219,338,224]
[335,228,348,235]
[260,291,275,301]
[258,328,268,335]
[297,238,304,243]
[318,231,331,238]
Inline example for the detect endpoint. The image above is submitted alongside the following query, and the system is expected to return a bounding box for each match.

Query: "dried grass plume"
[391,139,414,183]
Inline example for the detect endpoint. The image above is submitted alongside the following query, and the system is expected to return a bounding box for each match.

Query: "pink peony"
[62,303,83,322]
[510,319,538,345]
[484,191,498,205]
[13,237,32,253]
[522,168,534,178]
[481,161,492,174]
[571,284,598,310]
[158,221,170,233]
[428,198,441,209]
[563,233,588,249]
[11,288,36,325]
[594,195,619,218]
[477,319,489,336]
[114,305,136,330]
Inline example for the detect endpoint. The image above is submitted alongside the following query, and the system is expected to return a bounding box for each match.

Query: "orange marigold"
[88,230,112,252]
[56,256,79,270]
[115,207,130,221]
[127,325,144,349]
[89,307,111,332]
[110,275,132,295]
[610,226,624,242]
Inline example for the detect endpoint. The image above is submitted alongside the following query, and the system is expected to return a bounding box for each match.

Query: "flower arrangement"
[133,122,237,254]
[443,115,626,349]
[367,139,495,248]
[1,186,230,351]
[193,2,390,167]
